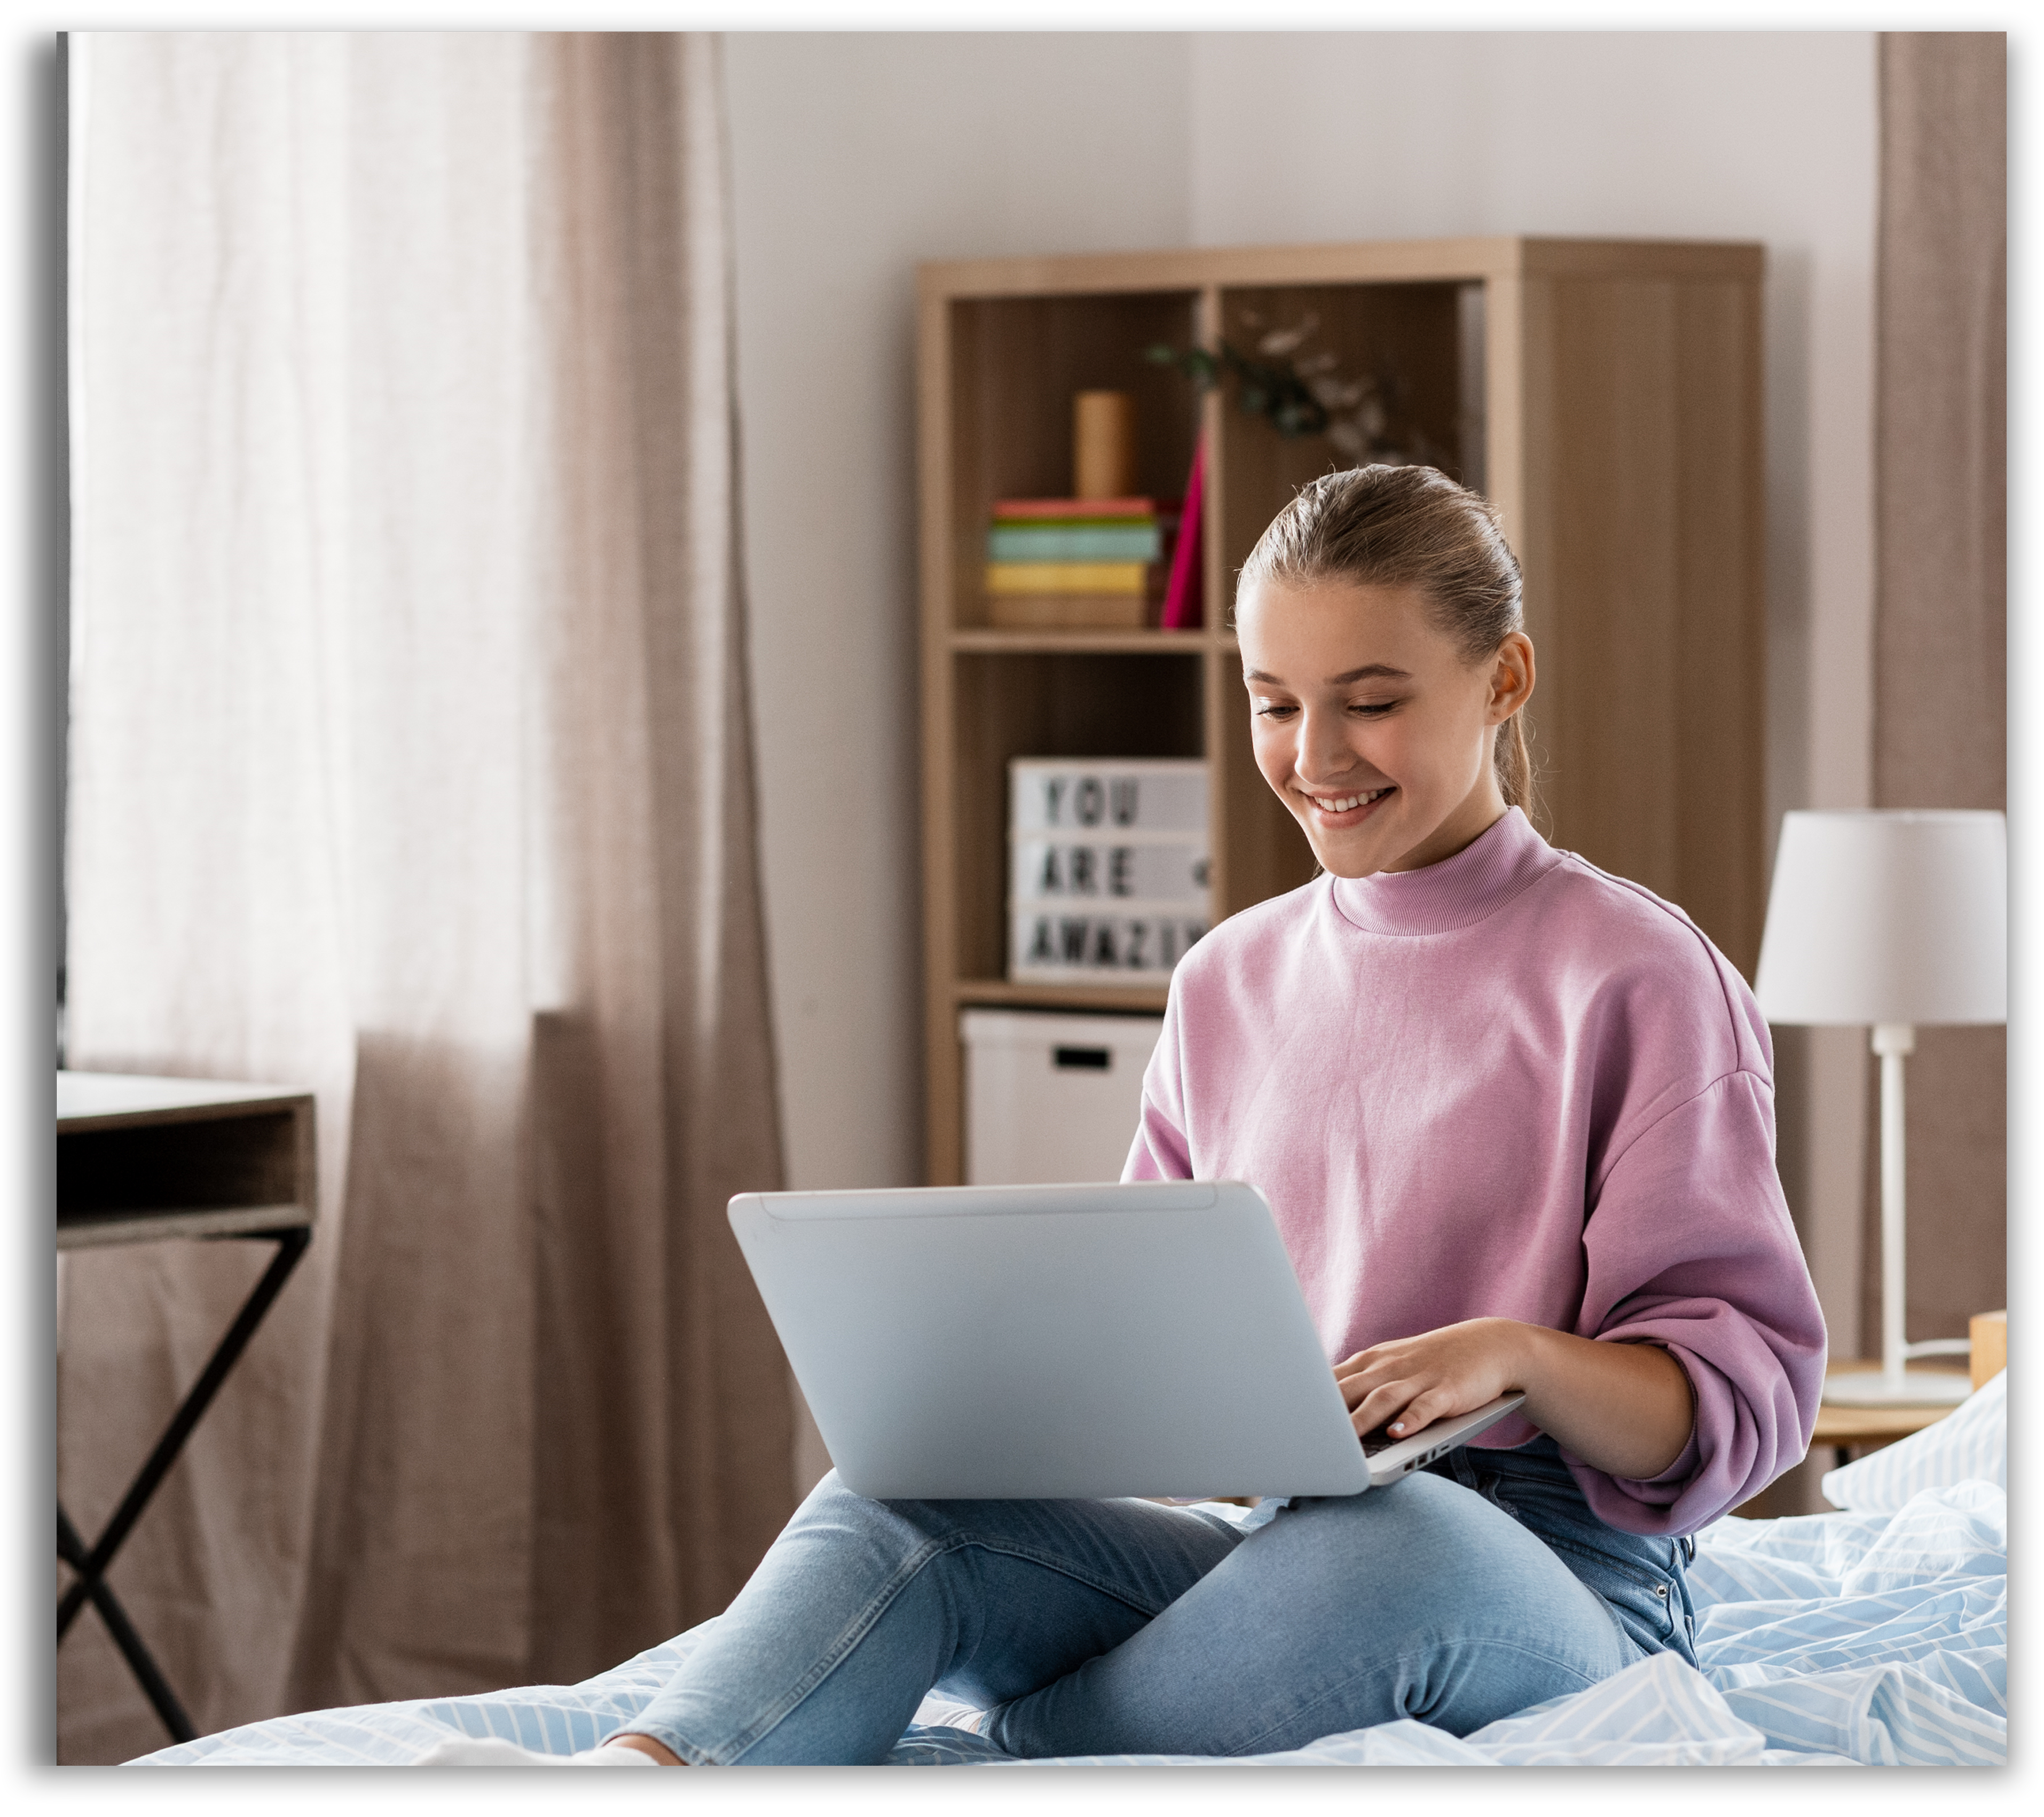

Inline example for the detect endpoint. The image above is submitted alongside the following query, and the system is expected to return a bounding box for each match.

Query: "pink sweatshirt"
[1125,806,1826,1534]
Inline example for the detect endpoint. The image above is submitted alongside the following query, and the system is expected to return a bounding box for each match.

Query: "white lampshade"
[1754,810,2006,1027]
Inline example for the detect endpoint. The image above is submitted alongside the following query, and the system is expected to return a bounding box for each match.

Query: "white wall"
[727,29,1192,1200]
[725,34,1193,1490]
[726,32,1879,1492]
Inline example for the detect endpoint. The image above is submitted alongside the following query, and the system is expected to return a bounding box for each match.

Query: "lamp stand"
[1822,1022,1972,1407]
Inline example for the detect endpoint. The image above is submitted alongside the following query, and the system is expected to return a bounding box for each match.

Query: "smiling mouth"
[1294,784,1394,818]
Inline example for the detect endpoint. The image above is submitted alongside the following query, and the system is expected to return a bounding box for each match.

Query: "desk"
[57,1072,316,1745]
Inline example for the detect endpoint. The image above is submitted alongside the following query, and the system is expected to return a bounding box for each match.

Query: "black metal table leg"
[57,1505,196,1744]
[57,1224,310,1743]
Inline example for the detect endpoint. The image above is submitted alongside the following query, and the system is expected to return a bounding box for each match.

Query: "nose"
[1293,703,1361,786]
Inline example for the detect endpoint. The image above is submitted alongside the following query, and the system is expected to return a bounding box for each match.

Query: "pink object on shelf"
[1158,437,1205,630]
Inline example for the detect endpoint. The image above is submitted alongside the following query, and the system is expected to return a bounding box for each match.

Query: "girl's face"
[1235,576,1535,879]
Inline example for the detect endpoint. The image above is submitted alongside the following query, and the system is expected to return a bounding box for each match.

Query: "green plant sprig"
[1145,340,1330,438]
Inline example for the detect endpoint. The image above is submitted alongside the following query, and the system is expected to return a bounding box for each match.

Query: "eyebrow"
[1242,663,1413,686]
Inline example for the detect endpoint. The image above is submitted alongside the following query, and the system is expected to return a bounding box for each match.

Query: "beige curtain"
[1867,33,2007,1346]
[60,32,792,1764]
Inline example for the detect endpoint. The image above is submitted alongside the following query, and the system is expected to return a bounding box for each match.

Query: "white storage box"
[961,1008,1165,1186]
[1008,757,1209,984]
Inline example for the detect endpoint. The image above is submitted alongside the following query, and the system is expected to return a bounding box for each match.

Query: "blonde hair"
[1238,465,1534,813]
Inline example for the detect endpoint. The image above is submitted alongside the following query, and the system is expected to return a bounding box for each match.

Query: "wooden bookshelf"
[918,237,1766,1185]
[955,978,1172,1015]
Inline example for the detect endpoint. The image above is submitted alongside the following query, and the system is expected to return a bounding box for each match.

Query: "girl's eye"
[1348,699,1401,717]
[1253,702,1298,720]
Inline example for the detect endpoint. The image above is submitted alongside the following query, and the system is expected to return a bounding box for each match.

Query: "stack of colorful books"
[984,497,1167,629]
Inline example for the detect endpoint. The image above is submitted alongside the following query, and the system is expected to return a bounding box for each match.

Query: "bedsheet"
[136,1478,2004,1767]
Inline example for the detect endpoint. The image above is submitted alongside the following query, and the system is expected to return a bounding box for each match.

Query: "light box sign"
[1008,759,1209,983]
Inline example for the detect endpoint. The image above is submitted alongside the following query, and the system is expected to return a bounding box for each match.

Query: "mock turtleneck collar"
[1327,806,1561,936]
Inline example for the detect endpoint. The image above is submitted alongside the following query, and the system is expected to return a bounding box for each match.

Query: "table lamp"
[1754,810,2006,1406]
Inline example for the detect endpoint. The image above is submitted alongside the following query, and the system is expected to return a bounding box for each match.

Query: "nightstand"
[1811,1357,1972,1467]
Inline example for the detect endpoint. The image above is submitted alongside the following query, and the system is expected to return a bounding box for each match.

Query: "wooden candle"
[1073,390,1136,500]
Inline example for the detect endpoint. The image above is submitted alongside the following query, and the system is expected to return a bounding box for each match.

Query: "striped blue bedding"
[136,1379,2008,1769]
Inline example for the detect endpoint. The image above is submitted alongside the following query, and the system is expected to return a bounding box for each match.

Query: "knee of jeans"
[790,1468,897,1538]
[793,1466,855,1515]
[791,1469,952,1554]
[1293,1467,1475,1537]
[1284,1477,1565,1599]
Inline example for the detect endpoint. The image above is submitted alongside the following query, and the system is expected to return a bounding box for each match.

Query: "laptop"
[728,1179,1526,1500]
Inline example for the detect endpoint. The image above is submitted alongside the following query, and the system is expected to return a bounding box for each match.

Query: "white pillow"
[1820,1369,2006,1511]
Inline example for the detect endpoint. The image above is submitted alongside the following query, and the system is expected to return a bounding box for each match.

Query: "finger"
[1386,1386,1462,1437]
[1350,1381,1420,1437]
[1335,1358,1410,1410]
[1337,1369,1385,1411]
[1335,1344,1409,1379]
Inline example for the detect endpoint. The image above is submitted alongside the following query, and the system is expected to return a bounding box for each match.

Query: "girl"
[445,464,1826,1766]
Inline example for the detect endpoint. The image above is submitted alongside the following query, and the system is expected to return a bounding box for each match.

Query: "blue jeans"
[629,1437,1697,1764]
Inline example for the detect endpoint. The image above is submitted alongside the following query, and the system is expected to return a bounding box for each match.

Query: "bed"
[136,1373,2006,1768]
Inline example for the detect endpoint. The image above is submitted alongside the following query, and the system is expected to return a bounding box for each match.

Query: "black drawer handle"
[1053,1046,1112,1071]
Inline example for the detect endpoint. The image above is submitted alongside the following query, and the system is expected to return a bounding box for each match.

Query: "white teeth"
[1302,786,1389,812]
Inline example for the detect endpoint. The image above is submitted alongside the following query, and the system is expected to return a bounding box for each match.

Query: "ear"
[1487,632,1536,724]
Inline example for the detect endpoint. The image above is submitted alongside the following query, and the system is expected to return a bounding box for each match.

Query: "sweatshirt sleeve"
[1122,990,1193,1182]
[1566,1069,1827,1534]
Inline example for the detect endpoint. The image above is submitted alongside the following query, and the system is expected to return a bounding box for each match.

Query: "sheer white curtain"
[61,32,791,1763]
